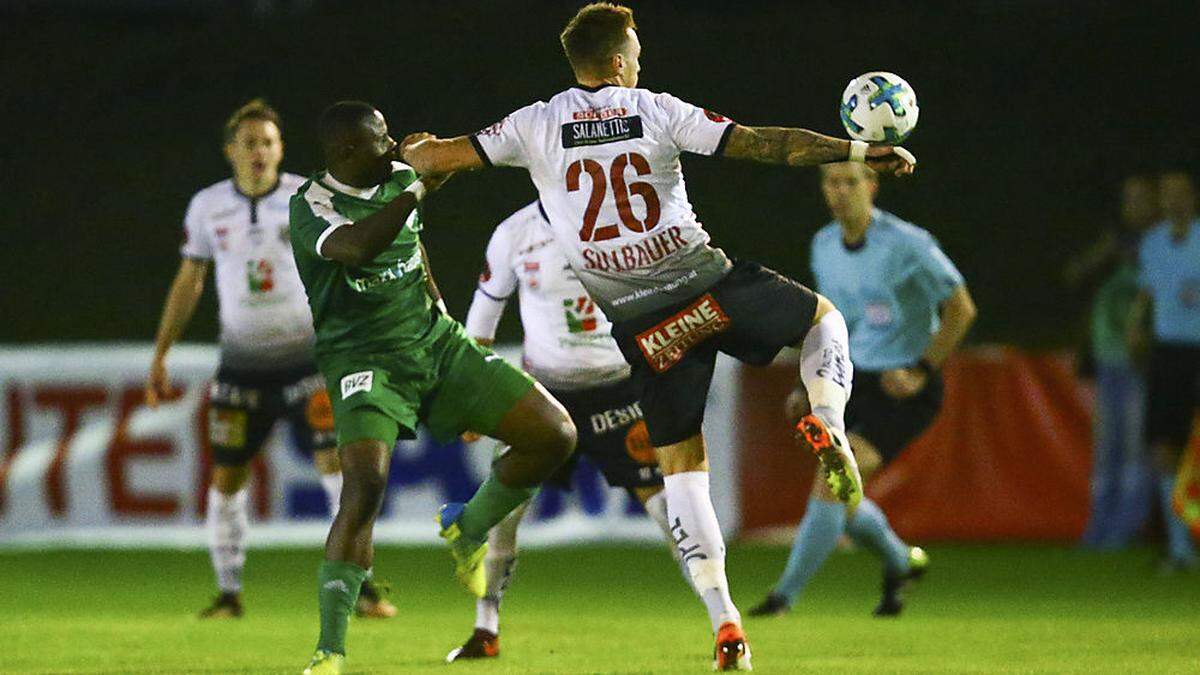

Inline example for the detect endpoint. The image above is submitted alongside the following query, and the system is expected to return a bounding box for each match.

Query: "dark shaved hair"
[318,100,379,158]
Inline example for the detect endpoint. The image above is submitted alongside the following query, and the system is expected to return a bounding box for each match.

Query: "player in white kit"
[402,4,915,669]
[145,100,394,620]
[445,201,686,661]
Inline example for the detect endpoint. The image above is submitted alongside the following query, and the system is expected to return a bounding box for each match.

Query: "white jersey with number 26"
[471,85,735,321]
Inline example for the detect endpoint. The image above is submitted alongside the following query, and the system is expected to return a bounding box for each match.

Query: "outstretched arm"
[721,125,915,176]
[402,134,484,177]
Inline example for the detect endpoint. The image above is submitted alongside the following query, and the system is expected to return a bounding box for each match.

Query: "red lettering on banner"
[0,386,25,515]
[194,386,271,518]
[35,387,107,517]
[106,387,180,516]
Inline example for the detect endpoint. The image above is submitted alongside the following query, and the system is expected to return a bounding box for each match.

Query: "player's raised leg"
[437,381,575,597]
[793,295,862,507]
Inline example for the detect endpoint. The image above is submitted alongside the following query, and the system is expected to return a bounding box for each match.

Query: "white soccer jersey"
[472,85,736,321]
[465,202,631,391]
[180,173,315,370]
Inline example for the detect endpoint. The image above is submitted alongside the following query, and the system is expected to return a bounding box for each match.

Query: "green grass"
[3,544,1198,674]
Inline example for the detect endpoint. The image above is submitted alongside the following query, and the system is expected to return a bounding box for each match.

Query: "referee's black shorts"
[846,369,944,465]
[612,260,818,448]
[1146,341,1200,451]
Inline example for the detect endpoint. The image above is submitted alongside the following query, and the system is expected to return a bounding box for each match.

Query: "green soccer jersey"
[290,162,434,357]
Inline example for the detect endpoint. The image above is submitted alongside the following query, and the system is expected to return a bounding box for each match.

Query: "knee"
[211,465,248,494]
[339,469,388,522]
[544,413,577,465]
[812,293,837,324]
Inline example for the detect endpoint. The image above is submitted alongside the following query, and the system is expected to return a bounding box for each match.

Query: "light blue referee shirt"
[811,209,965,372]
[1137,219,1200,345]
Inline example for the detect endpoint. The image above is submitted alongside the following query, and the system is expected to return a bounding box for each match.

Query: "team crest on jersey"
[563,296,598,333]
[340,371,374,399]
[636,294,730,373]
[246,259,275,293]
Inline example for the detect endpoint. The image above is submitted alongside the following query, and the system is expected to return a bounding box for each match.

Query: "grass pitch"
[4,543,1197,673]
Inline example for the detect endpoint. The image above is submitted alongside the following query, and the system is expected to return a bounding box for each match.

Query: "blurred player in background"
[1128,170,1200,573]
[291,102,576,675]
[145,99,394,620]
[402,2,915,668]
[446,201,686,662]
[1067,175,1158,550]
[751,162,975,617]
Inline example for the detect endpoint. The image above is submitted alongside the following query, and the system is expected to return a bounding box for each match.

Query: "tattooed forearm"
[722,126,850,166]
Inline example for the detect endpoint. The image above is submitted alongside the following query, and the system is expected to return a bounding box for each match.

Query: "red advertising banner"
[738,348,1094,541]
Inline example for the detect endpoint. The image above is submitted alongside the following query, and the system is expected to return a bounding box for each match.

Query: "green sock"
[458,474,536,542]
[316,560,368,655]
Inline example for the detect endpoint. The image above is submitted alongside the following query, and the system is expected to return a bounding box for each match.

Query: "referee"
[752,162,976,617]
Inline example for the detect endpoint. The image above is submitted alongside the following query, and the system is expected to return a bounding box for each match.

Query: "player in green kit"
[291,102,576,675]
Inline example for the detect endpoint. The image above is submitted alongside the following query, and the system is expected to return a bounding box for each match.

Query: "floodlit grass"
[4,543,1197,673]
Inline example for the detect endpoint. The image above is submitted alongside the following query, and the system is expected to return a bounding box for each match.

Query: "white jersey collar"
[321,171,381,200]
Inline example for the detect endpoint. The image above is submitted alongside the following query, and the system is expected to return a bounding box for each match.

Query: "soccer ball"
[839,72,919,144]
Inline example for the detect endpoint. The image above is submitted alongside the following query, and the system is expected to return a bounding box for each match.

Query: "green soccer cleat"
[437,502,489,598]
[796,413,863,509]
[302,649,344,675]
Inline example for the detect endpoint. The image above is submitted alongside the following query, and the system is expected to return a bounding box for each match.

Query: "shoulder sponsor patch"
[340,371,374,399]
[635,294,730,373]
[561,115,644,148]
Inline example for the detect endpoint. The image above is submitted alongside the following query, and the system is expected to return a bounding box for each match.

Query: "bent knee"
[812,293,837,323]
[546,413,577,463]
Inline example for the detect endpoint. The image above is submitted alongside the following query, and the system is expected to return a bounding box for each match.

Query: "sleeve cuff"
[469,134,494,168]
[714,122,736,157]
[315,221,348,260]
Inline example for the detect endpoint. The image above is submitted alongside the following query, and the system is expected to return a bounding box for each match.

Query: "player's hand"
[399,132,437,163]
[864,145,916,177]
[145,358,175,408]
[881,367,927,399]
[461,431,483,443]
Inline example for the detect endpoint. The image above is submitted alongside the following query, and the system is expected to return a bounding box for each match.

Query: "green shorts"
[318,313,535,447]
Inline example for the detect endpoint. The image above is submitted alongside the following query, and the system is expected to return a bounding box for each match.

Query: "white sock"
[207,486,248,594]
[475,499,528,634]
[663,472,741,631]
[320,472,343,518]
[644,489,697,592]
[799,309,853,430]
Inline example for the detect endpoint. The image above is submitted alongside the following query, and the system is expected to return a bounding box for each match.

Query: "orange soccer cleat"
[713,622,752,671]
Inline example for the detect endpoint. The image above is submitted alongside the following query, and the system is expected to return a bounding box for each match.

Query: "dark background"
[4,0,1197,346]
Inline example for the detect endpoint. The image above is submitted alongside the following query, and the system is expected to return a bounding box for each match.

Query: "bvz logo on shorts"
[340,371,374,399]
[635,294,730,373]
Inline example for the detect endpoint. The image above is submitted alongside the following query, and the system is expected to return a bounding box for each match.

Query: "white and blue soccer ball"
[839,72,919,143]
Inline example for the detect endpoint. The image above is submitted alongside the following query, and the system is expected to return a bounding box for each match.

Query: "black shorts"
[612,260,819,447]
[545,377,663,491]
[207,363,336,466]
[846,369,944,464]
[1146,342,1200,449]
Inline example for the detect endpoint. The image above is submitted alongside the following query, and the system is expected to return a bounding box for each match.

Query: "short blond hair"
[560,3,637,76]
[222,98,280,145]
